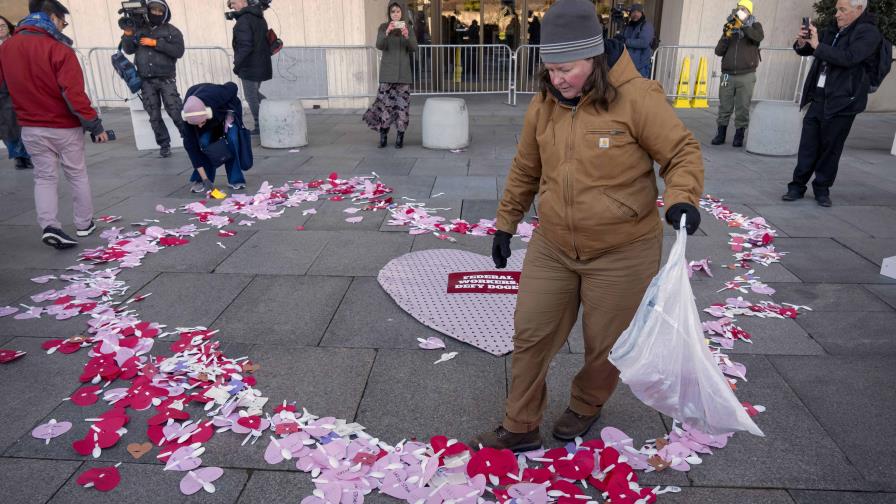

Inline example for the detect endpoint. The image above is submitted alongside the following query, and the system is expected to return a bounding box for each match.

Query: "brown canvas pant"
[503,227,663,433]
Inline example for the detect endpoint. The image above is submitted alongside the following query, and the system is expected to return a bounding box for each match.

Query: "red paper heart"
[554,449,595,480]
[76,466,121,492]
[466,447,517,486]
[0,349,25,364]
[237,415,262,430]
[70,385,101,406]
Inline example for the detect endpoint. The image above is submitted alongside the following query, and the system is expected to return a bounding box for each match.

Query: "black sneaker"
[14,157,33,169]
[815,194,832,207]
[781,190,804,202]
[250,127,260,136]
[76,220,96,237]
[41,227,78,249]
[159,145,172,158]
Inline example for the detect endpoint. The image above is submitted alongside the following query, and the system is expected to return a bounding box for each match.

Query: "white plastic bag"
[609,217,764,436]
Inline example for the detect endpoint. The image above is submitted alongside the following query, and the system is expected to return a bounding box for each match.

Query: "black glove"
[665,202,701,235]
[491,230,513,269]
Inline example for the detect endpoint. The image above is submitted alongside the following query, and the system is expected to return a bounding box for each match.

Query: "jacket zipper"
[586,129,625,135]
[566,106,579,258]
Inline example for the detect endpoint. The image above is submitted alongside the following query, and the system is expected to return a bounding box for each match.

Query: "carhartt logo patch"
[599,137,611,149]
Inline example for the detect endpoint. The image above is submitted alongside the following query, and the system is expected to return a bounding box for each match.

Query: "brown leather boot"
[552,408,601,441]
[471,426,542,452]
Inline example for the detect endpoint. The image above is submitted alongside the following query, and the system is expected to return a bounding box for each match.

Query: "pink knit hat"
[182,96,211,125]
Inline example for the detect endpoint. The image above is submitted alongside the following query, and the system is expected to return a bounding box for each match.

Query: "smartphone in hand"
[801,17,811,38]
[90,130,116,143]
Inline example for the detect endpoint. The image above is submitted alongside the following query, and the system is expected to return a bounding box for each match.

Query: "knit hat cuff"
[540,34,605,63]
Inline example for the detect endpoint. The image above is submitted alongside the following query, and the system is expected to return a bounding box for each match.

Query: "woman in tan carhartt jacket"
[474,0,704,452]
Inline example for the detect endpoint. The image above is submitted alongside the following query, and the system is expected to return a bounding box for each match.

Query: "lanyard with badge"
[817,31,841,88]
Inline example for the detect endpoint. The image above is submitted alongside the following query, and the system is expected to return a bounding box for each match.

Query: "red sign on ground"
[446,271,521,294]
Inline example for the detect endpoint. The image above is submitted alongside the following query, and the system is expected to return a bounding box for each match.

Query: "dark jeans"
[240,79,266,129]
[140,77,185,148]
[189,127,246,185]
[4,136,29,159]
[788,100,857,197]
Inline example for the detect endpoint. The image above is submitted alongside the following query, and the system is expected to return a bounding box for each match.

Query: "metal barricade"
[651,45,809,103]
[83,46,234,105]
[411,44,513,102]
[513,45,545,105]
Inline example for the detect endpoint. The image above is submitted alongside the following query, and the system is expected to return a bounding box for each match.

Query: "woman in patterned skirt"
[364,1,417,149]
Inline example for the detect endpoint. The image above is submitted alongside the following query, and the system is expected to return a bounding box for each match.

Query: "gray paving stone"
[321,277,458,350]
[200,346,375,469]
[772,356,896,491]
[460,199,499,223]
[237,470,316,503]
[661,488,796,503]
[307,232,413,277]
[774,238,894,284]
[303,200,387,231]
[721,316,826,356]
[468,159,511,177]
[2,189,132,227]
[294,156,362,173]
[790,491,896,503]
[409,158,469,176]
[128,272,254,329]
[137,228,258,274]
[99,175,193,200]
[355,349,505,445]
[0,457,82,503]
[767,283,894,312]
[244,153,313,173]
[353,157,416,176]
[215,230,333,275]
[687,355,866,490]
[48,461,248,504]
[213,275,350,345]
[431,176,498,199]
[96,195,202,228]
[0,224,116,270]
[865,285,896,310]
[751,205,872,238]
[828,206,896,238]
[796,311,896,356]
[835,237,896,267]
[380,175,436,200]
[0,337,85,453]
[661,234,802,283]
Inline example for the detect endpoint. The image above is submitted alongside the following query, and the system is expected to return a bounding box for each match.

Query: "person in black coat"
[0,15,31,169]
[121,0,185,158]
[228,0,273,135]
[181,82,251,193]
[782,0,882,207]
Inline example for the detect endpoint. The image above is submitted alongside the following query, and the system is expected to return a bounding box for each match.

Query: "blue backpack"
[111,43,142,95]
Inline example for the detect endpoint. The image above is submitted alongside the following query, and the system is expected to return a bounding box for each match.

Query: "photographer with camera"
[0,0,109,249]
[782,0,883,207]
[711,0,763,148]
[620,4,655,78]
[120,0,185,158]
[227,0,273,135]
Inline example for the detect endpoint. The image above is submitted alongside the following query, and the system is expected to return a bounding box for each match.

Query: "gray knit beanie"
[540,0,604,64]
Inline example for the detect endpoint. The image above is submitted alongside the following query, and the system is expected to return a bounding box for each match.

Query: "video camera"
[118,0,148,31]
[225,0,272,21]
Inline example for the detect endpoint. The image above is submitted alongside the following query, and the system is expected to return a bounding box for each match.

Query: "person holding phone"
[782,0,882,207]
[711,0,763,148]
[0,0,108,249]
[363,1,417,149]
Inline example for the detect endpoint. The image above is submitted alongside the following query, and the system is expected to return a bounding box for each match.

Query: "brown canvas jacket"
[496,49,704,260]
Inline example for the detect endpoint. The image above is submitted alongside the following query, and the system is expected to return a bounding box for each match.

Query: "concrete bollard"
[745,101,803,156]
[128,95,183,151]
[422,98,470,150]
[260,99,308,149]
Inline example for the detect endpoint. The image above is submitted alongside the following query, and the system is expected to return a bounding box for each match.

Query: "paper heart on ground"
[76,465,121,492]
[417,337,446,350]
[180,467,224,495]
[127,441,153,459]
[0,349,26,364]
[31,419,72,443]
[378,249,526,355]
[0,306,19,317]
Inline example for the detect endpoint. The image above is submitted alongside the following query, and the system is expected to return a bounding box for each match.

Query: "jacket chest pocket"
[583,128,633,152]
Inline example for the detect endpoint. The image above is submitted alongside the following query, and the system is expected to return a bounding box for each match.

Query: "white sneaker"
[228,183,246,190]
[190,181,206,193]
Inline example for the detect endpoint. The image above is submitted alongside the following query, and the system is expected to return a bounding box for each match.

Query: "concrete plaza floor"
[0,95,894,503]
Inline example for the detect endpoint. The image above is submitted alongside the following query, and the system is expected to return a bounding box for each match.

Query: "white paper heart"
[378,249,526,355]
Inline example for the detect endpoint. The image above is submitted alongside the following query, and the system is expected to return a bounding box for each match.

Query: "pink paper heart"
[0,306,19,317]
[508,482,549,504]
[31,419,72,442]
[180,467,223,495]
[417,337,446,350]
[164,446,203,472]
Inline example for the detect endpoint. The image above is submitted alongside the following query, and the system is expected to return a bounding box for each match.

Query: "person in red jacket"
[0,0,110,249]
